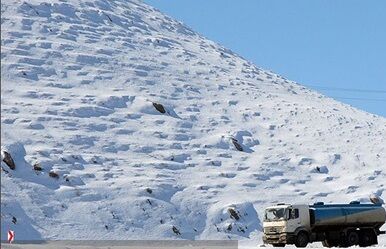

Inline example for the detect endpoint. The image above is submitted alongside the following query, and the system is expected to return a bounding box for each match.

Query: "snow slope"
[1,0,386,245]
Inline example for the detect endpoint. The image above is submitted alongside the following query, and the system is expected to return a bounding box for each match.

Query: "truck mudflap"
[263,233,296,245]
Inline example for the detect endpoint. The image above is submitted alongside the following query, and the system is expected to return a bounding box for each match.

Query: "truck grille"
[264,226,282,234]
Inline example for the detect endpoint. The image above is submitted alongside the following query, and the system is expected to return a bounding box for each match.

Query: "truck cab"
[263,204,310,247]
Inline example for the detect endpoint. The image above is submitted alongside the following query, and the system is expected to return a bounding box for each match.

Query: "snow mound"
[201,202,262,240]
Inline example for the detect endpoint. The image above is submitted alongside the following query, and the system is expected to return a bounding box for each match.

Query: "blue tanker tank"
[310,202,386,230]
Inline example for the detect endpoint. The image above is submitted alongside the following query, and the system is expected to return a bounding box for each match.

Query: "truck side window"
[290,209,299,219]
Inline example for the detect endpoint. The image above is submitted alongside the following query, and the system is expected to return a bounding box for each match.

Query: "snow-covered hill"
[1,0,385,245]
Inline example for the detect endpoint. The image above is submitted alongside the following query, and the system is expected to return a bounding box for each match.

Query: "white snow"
[1,0,386,246]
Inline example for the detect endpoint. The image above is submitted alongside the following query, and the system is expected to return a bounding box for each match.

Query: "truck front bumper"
[263,233,296,245]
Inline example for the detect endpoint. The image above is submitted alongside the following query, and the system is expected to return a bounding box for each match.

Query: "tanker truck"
[262,202,386,247]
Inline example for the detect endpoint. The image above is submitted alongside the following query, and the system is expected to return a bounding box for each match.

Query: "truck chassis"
[264,227,382,247]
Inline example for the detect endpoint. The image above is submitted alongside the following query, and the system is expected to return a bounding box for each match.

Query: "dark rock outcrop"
[152,102,166,114]
[172,226,181,235]
[231,138,243,152]
[228,208,240,220]
[49,171,59,179]
[33,163,43,171]
[2,151,16,170]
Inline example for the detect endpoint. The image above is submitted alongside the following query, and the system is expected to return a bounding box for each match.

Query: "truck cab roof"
[265,204,307,209]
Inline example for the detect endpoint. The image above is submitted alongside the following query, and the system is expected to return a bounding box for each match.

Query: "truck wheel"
[347,231,359,246]
[295,232,308,248]
[272,243,285,247]
[359,230,376,247]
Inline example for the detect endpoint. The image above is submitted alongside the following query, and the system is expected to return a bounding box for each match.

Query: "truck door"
[287,208,301,232]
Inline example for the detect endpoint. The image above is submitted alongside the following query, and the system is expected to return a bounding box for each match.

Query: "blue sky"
[144,0,386,117]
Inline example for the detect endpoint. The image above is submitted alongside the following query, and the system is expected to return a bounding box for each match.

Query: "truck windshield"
[265,208,288,221]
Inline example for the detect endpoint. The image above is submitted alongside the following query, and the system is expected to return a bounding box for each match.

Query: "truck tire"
[295,232,309,248]
[272,243,285,247]
[359,230,376,247]
[347,231,359,246]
